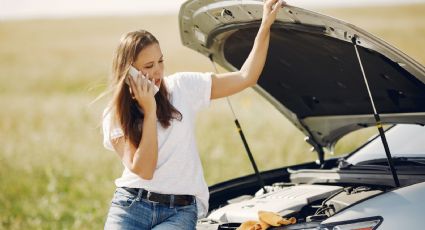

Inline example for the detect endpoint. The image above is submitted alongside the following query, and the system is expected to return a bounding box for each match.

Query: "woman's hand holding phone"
[128,66,159,95]
[127,66,158,115]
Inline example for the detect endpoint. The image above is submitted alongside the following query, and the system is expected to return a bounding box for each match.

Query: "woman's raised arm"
[211,0,284,99]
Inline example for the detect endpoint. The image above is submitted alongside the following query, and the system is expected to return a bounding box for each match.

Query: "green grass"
[1,4,424,229]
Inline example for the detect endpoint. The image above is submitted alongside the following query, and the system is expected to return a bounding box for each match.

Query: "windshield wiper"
[339,157,425,171]
[356,157,425,167]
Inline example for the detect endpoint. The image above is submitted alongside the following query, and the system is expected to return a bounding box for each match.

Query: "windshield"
[346,124,425,165]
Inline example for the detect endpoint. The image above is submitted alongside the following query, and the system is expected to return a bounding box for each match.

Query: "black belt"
[121,187,195,206]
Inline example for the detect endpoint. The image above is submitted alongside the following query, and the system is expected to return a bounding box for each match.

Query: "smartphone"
[126,65,159,95]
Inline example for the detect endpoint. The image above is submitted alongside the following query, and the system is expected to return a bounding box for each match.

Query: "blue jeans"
[104,187,198,230]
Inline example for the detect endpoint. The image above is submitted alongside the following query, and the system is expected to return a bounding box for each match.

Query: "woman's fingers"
[136,72,156,96]
[264,0,278,6]
[261,0,283,28]
[137,71,145,93]
[271,0,283,14]
[264,0,279,11]
[144,73,155,95]
[128,70,156,101]
[128,75,137,98]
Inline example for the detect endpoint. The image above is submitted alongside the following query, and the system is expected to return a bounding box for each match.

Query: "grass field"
[1,4,424,229]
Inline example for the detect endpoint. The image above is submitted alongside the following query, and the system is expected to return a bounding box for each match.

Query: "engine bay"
[197,182,385,230]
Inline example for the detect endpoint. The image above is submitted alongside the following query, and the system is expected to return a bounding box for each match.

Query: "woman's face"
[133,43,164,89]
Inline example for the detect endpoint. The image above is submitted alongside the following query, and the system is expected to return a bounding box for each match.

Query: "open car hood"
[179,0,425,150]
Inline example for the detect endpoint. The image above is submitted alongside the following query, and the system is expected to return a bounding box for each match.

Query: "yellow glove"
[237,211,296,230]
[259,211,297,226]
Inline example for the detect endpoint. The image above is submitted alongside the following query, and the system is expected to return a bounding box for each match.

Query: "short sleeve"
[102,108,124,151]
[172,72,212,112]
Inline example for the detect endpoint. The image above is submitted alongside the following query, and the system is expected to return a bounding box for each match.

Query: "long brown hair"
[108,30,182,148]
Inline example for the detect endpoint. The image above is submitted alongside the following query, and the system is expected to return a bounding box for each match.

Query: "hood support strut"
[209,54,267,194]
[352,36,400,187]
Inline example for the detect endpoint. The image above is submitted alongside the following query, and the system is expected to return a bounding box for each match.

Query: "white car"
[179,0,425,229]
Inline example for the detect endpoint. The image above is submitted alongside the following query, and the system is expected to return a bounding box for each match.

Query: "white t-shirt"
[102,72,212,218]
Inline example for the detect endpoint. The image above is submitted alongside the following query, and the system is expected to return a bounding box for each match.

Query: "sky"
[1,0,424,20]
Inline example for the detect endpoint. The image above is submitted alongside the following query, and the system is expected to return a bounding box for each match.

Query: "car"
[178,0,425,229]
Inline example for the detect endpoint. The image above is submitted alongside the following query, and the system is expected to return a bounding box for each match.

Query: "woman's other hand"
[262,0,285,29]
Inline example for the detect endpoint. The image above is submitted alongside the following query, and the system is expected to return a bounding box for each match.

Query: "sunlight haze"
[1,0,424,20]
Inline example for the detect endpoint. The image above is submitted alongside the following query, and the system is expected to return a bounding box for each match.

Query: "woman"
[103,0,283,229]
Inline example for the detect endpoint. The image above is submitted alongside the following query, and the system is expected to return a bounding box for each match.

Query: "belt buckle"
[146,191,152,201]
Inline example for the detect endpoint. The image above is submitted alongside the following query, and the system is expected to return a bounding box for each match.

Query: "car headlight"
[320,216,383,230]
